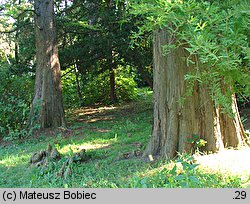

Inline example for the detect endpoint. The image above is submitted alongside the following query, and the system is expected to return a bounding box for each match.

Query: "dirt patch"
[194,147,250,176]
[71,101,152,124]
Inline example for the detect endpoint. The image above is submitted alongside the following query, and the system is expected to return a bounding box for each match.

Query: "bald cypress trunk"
[29,0,65,128]
[145,29,246,160]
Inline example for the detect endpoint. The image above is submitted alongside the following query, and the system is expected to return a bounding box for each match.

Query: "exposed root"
[29,144,91,178]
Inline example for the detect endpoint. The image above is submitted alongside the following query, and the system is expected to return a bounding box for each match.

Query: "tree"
[0,0,36,75]
[29,0,65,128]
[56,0,152,105]
[145,28,245,159]
[132,0,250,159]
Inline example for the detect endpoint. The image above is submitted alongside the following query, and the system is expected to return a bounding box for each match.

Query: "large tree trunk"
[29,0,65,128]
[145,29,246,160]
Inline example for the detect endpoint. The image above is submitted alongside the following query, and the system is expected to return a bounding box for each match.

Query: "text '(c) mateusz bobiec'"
[2,190,97,201]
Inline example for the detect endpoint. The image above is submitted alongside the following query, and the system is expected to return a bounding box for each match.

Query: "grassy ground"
[0,89,250,188]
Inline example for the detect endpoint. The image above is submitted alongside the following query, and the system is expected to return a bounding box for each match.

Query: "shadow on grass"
[0,91,154,188]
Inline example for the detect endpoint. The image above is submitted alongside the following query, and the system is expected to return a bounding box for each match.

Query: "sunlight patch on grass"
[86,117,114,123]
[195,148,250,176]
[139,160,193,179]
[58,137,116,155]
[74,106,117,117]
[5,89,249,188]
[97,106,118,111]
[0,154,30,167]
[59,143,112,154]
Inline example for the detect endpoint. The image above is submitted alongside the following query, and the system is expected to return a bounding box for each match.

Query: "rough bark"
[145,28,246,160]
[30,0,65,128]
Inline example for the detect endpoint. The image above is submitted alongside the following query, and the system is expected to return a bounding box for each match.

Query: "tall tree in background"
[56,0,152,105]
[30,0,65,128]
[105,0,117,102]
[0,0,35,74]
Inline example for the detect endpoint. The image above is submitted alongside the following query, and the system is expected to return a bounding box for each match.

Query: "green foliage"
[81,67,138,105]
[187,134,207,152]
[131,0,250,113]
[1,91,249,188]
[56,0,152,97]
[61,69,80,109]
[80,71,111,106]
[127,154,245,188]
[62,65,138,108]
[128,155,202,188]
[0,67,33,140]
[0,0,35,75]
[115,65,139,102]
[0,90,153,187]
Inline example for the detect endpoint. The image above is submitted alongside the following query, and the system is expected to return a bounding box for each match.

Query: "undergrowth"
[0,89,249,188]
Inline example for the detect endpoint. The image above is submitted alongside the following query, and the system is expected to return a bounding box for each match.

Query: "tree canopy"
[131,0,250,114]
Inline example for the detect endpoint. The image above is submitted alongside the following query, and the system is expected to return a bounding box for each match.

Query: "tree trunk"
[136,64,153,89]
[145,29,246,160]
[29,0,65,128]
[105,0,117,103]
[14,32,19,64]
[109,67,117,103]
[132,51,153,89]
[74,64,84,107]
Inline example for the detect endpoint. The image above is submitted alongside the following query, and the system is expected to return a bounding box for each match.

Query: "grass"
[0,88,250,188]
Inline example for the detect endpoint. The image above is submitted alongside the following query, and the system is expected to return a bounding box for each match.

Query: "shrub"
[61,69,80,109]
[116,66,138,102]
[61,65,138,108]
[0,67,34,140]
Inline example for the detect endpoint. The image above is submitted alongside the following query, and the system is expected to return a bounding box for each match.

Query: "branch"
[61,67,75,78]
[0,7,37,34]
[12,9,39,20]
[0,22,33,34]
[19,9,40,17]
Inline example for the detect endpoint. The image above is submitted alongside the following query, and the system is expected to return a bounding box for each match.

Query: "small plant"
[165,154,200,188]
[126,154,201,188]
[188,134,207,153]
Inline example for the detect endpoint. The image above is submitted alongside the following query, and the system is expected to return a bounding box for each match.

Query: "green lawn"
[0,89,249,188]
